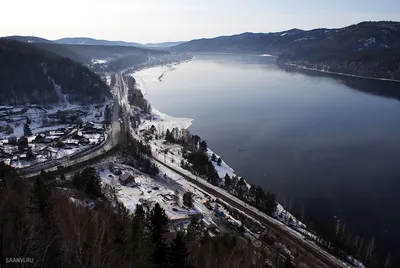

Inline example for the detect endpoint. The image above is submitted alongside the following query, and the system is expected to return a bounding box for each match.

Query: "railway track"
[152,156,349,268]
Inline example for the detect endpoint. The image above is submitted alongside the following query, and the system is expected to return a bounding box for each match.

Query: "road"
[152,157,350,268]
[20,80,123,178]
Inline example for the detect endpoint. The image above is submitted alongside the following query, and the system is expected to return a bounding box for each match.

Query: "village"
[0,102,111,169]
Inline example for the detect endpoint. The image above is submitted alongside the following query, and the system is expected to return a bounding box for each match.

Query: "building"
[34,133,47,143]
[119,172,136,185]
[17,136,29,152]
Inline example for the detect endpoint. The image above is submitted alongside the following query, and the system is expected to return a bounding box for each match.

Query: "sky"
[1,0,399,43]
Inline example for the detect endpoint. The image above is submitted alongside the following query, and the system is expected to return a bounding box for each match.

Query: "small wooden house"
[119,172,135,185]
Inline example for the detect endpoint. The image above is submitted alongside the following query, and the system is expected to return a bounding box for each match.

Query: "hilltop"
[0,39,111,105]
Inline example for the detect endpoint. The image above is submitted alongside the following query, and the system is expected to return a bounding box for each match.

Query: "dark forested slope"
[0,163,269,268]
[0,39,111,105]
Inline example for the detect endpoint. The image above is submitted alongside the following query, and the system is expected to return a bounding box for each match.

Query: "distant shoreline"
[286,63,400,83]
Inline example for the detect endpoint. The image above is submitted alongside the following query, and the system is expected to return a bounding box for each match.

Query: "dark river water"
[135,53,400,262]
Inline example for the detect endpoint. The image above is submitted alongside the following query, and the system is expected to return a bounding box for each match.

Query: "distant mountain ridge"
[55,37,144,47]
[5,35,54,44]
[171,21,400,80]
[171,21,400,54]
[5,35,184,48]
[144,41,185,48]
[0,38,111,105]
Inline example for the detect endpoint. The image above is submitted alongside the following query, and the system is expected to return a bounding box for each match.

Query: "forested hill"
[171,21,400,80]
[0,39,111,105]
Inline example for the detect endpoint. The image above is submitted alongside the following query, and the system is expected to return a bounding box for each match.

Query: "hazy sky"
[1,0,399,43]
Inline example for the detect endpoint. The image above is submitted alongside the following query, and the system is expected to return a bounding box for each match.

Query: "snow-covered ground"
[0,101,111,169]
[97,165,205,222]
[135,107,192,132]
[91,59,109,64]
[0,101,111,140]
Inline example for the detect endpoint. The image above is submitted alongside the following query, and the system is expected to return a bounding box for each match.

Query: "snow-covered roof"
[120,172,134,182]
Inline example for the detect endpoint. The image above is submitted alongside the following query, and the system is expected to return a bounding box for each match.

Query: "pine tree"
[224,174,232,190]
[211,153,216,162]
[85,172,102,197]
[183,192,194,208]
[199,140,207,153]
[217,157,222,166]
[130,204,151,267]
[235,177,248,199]
[149,203,169,268]
[170,231,190,268]
[187,216,202,242]
[113,201,130,263]
[31,174,64,267]
[80,167,102,197]
[166,129,172,142]
[23,123,32,136]
[26,117,31,125]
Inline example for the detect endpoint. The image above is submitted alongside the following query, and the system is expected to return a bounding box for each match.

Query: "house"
[17,136,29,152]
[41,147,58,158]
[72,132,84,140]
[26,150,36,160]
[34,133,47,143]
[119,172,136,185]
[1,159,11,165]
[79,138,90,145]
[8,136,17,145]
[83,122,95,131]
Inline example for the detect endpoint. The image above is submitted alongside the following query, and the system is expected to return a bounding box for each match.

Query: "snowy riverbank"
[132,65,307,229]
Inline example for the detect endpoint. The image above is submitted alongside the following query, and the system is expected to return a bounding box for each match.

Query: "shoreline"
[286,63,400,83]
[130,60,365,268]
[132,62,307,228]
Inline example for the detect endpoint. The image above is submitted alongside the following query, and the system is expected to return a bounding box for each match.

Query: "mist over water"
[135,53,400,261]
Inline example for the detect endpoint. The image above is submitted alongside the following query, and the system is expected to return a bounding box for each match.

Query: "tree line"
[0,162,270,268]
[161,128,278,217]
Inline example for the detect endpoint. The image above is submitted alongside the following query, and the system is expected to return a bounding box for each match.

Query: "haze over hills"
[5,35,184,49]
[143,41,185,48]
[55,37,144,47]
[4,35,171,68]
[55,37,184,48]
[0,38,111,105]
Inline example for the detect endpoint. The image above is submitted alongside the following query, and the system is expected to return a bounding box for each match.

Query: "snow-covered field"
[97,164,211,223]
[136,108,193,132]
